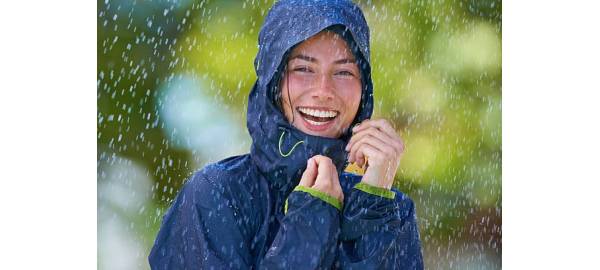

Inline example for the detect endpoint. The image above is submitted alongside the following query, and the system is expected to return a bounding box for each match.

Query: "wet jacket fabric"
[149,0,423,269]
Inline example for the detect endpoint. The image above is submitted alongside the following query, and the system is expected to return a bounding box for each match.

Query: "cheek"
[288,73,315,88]
[285,74,316,104]
[280,77,305,117]
[283,79,302,102]
[337,81,362,113]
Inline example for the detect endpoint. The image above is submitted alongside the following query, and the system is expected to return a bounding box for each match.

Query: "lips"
[297,107,338,124]
[296,106,338,132]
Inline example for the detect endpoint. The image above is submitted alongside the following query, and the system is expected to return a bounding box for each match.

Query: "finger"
[329,159,340,187]
[358,143,396,189]
[349,123,405,157]
[353,141,380,168]
[348,119,395,146]
[348,119,373,147]
[299,157,317,187]
[353,119,400,141]
[356,134,395,159]
[355,139,399,171]
[313,155,333,182]
[348,129,394,164]
[351,119,373,133]
[346,125,398,153]
[369,119,400,142]
[311,156,335,193]
[331,167,344,201]
[316,156,344,201]
[350,133,398,169]
[347,128,375,162]
[352,141,367,168]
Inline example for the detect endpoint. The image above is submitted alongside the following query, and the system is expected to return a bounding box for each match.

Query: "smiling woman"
[148,0,423,269]
[280,30,363,139]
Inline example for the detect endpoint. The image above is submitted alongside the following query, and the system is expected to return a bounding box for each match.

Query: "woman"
[149,0,423,269]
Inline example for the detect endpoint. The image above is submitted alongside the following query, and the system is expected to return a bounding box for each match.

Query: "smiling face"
[280,31,362,138]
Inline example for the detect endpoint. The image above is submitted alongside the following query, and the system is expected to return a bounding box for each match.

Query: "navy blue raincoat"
[149,0,423,269]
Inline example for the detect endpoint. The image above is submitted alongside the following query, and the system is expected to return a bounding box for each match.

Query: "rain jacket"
[149,0,423,269]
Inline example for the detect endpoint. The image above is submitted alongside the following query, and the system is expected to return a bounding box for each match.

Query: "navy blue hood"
[247,0,374,193]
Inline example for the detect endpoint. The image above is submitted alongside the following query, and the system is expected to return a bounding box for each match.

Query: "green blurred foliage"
[98,0,501,268]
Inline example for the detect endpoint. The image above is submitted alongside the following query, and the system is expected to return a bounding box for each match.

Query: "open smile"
[296,106,338,131]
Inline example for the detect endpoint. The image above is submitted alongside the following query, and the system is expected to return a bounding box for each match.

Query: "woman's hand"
[299,155,344,202]
[345,119,405,190]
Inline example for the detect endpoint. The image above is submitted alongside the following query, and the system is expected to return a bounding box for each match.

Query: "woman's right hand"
[298,155,344,202]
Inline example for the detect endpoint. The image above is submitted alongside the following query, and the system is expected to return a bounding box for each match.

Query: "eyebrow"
[290,54,356,64]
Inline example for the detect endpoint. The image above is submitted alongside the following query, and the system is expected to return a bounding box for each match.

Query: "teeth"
[298,107,338,118]
[305,119,327,126]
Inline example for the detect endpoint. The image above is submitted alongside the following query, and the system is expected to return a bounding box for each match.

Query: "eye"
[292,66,313,73]
[335,70,355,77]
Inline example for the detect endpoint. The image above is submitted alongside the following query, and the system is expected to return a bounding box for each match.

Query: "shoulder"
[166,154,263,243]
[187,154,255,191]
[182,154,265,214]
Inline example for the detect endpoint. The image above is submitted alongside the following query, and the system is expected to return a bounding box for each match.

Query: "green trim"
[278,129,304,157]
[354,182,396,200]
[293,186,343,211]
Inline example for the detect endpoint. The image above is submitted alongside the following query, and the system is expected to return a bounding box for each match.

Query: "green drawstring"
[278,128,304,157]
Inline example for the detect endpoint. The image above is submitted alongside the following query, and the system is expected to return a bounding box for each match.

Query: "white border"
[504,0,600,267]
[0,1,96,268]
[2,0,600,268]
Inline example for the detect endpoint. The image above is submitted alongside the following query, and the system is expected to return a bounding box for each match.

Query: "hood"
[247,0,374,194]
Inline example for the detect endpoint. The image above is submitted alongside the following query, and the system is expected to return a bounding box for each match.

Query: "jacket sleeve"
[148,173,342,270]
[336,182,424,270]
[259,186,341,269]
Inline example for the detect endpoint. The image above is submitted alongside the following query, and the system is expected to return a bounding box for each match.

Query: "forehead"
[291,31,352,57]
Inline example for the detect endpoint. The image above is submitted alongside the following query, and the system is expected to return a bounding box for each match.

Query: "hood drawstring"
[278,128,304,157]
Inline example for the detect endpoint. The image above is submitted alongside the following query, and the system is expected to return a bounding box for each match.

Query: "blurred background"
[97,0,501,269]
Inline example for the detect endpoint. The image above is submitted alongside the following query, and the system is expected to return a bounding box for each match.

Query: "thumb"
[299,158,317,187]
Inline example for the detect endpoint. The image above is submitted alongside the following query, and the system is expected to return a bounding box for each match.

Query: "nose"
[311,74,335,101]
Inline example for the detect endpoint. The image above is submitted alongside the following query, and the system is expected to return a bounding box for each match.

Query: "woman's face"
[280,31,362,138]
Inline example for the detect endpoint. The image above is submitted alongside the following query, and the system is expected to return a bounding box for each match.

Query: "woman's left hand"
[345,119,405,190]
